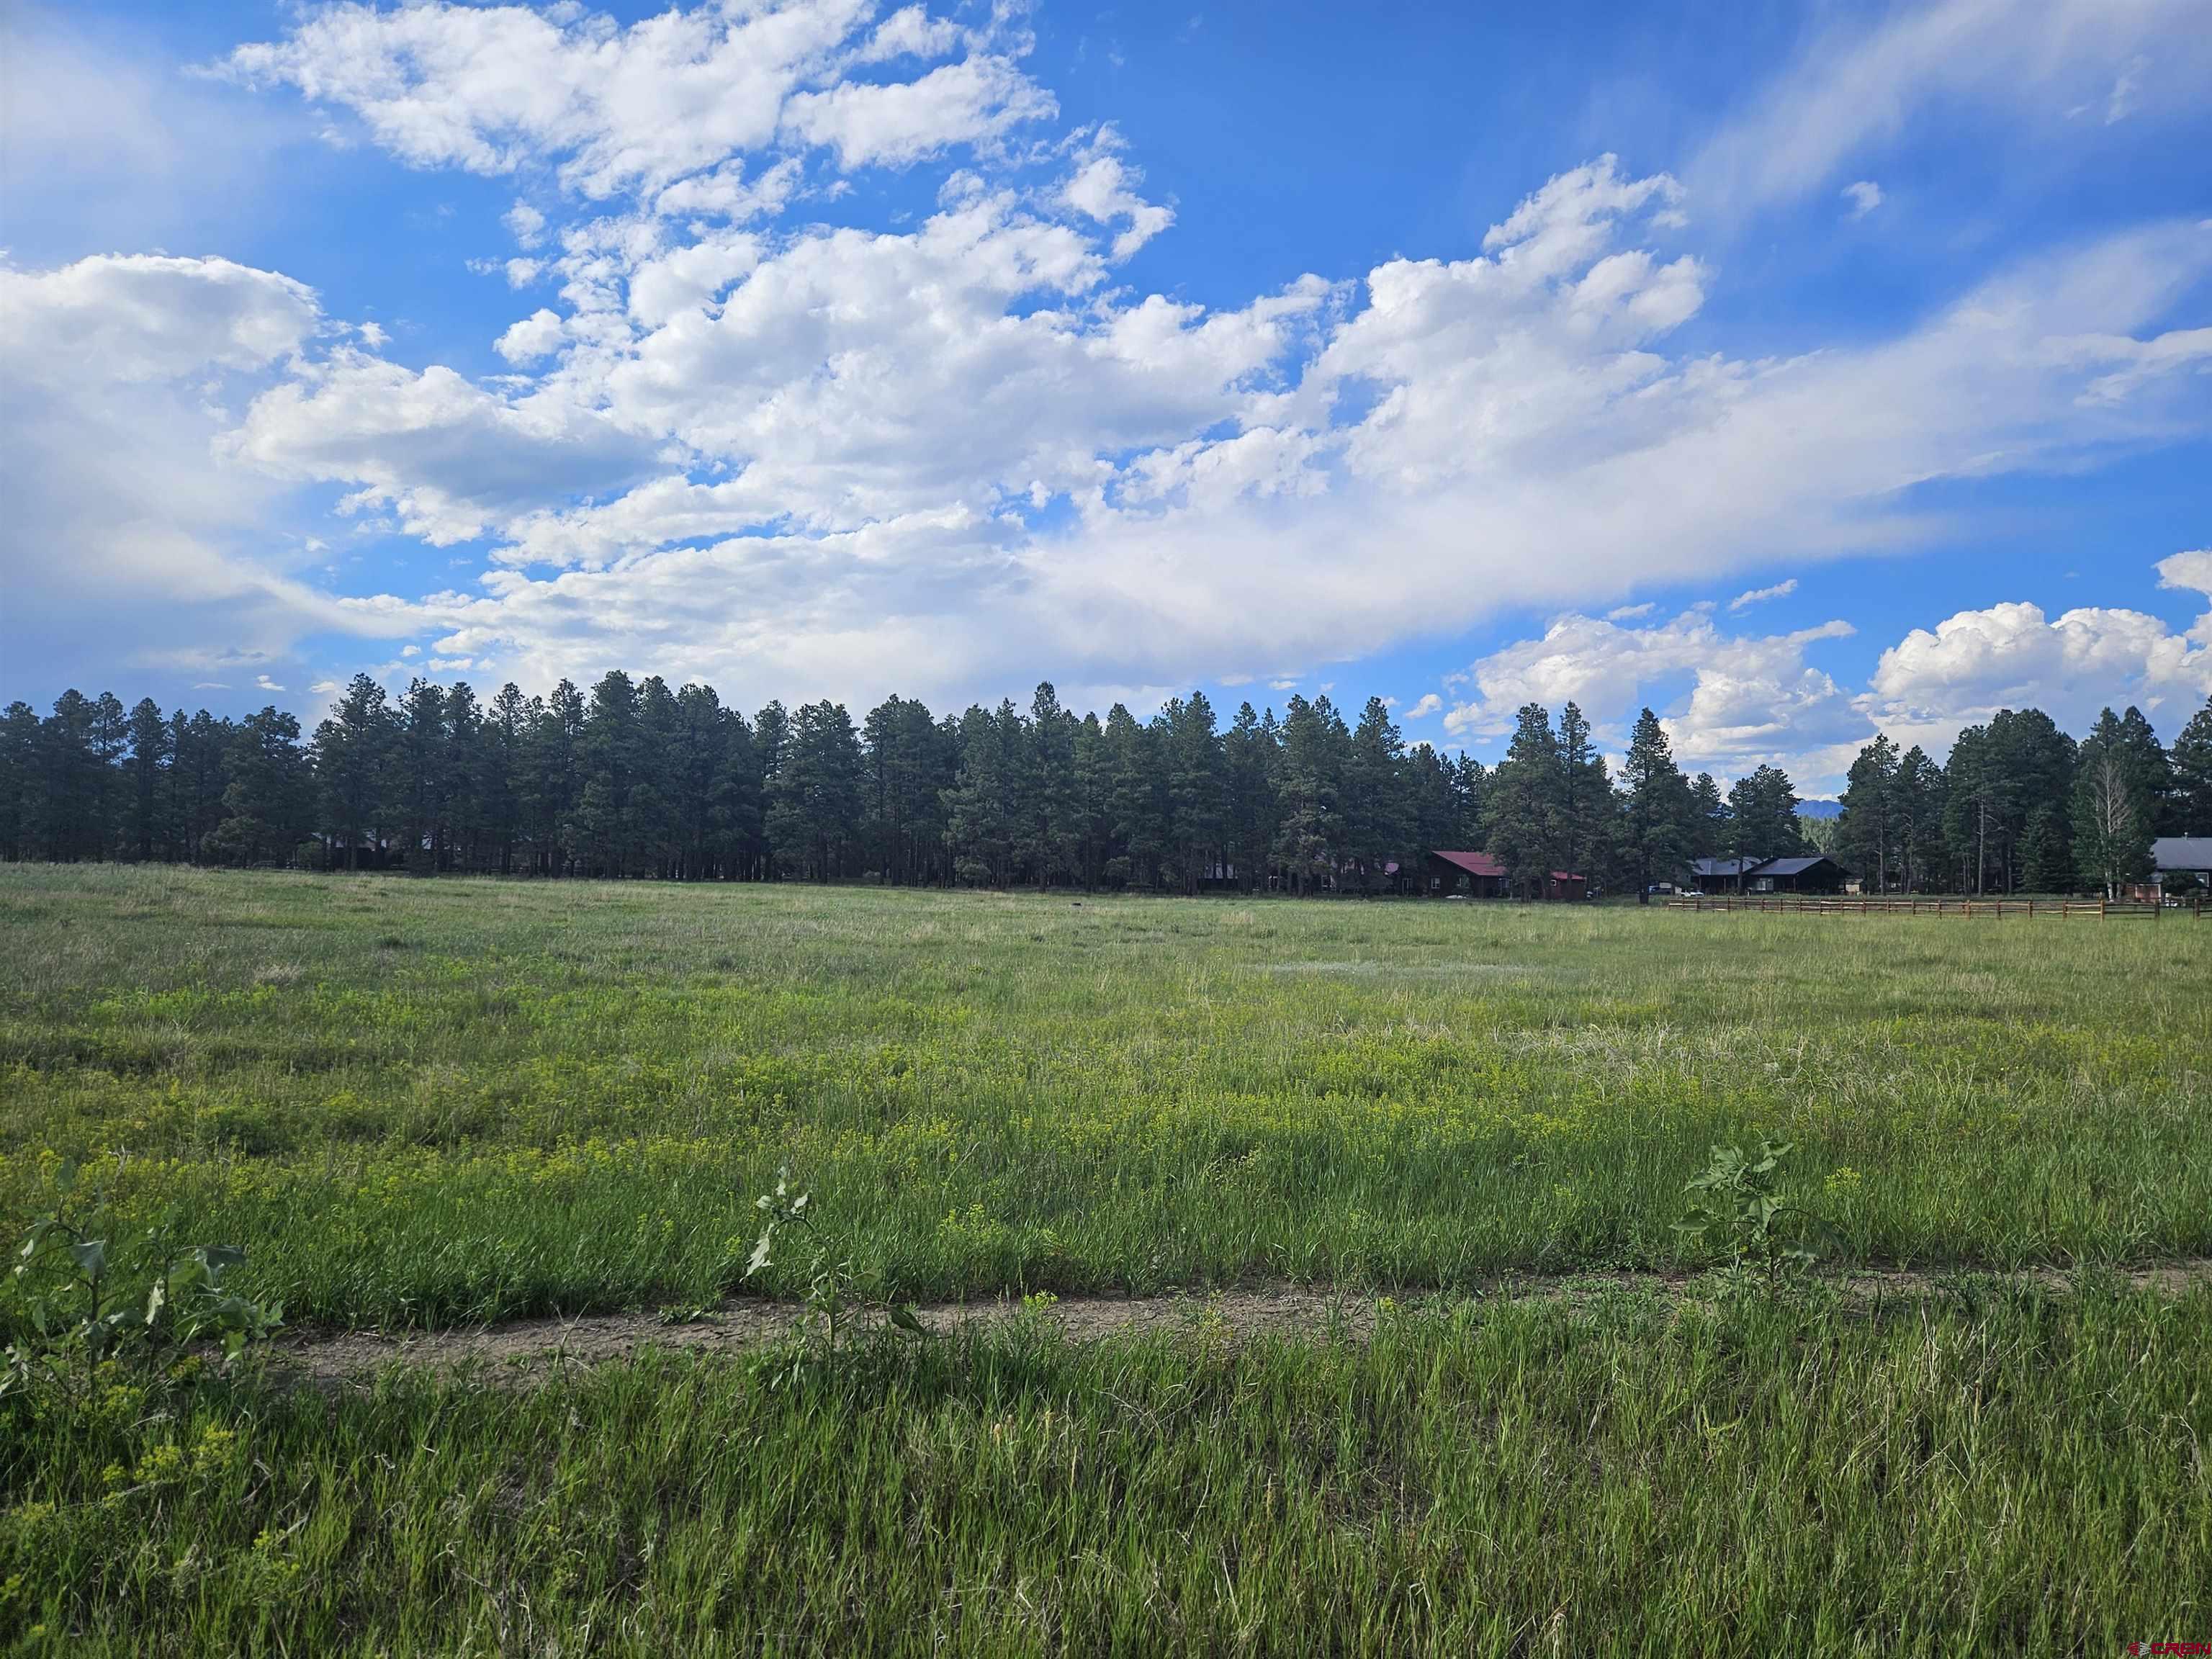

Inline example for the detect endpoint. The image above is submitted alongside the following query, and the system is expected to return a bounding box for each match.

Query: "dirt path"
[273,1262,2212,1384]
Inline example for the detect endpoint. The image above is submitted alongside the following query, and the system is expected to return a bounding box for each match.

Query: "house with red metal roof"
[1424,850,1586,901]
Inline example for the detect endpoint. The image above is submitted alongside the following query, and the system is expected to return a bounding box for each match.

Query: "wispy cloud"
[1689,0,2212,214]
[1730,579,1799,611]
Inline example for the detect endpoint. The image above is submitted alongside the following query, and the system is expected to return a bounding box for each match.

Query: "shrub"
[1673,1138,1817,1293]
[1,1161,281,1401]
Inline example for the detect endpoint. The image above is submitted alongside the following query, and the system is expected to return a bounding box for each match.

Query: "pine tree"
[1725,765,1802,866]
[1837,735,1899,893]
[1620,708,1693,902]
[1555,701,1614,888]
[1892,746,1946,894]
[1483,704,1566,899]
[945,701,1016,886]
[442,680,487,873]
[483,683,529,876]
[631,677,682,878]
[1272,696,1346,894]
[671,682,727,880]
[2116,706,2175,835]
[393,679,451,873]
[1022,683,1079,888]
[125,698,171,863]
[1161,692,1225,894]
[2018,802,2067,894]
[768,701,864,881]
[1223,702,1279,893]
[1105,703,1165,889]
[1688,772,1727,860]
[1344,696,1411,894]
[861,696,942,886]
[313,674,397,871]
[203,707,312,866]
[716,703,764,880]
[0,703,38,862]
[1071,711,1112,890]
[753,701,790,879]
[2172,696,2212,835]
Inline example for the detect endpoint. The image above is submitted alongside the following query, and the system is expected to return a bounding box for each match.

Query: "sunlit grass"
[1,866,2206,1323]
[5,866,2210,1653]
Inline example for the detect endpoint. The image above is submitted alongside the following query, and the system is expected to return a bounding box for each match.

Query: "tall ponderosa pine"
[1837,734,1899,893]
[1159,692,1224,894]
[1483,703,1566,899]
[768,701,865,882]
[1344,696,1411,894]
[204,707,312,867]
[1619,708,1694,902]
[1223,702,1279,894]
[1892,746,1946,894]
[1725,765,1802,865]
[313,674,397,871]
[1689,772,1727,862]
[2172,696,2212,837]
[1555,703,1612,886]
[1272,695,1346,895]
[125,697,171,863]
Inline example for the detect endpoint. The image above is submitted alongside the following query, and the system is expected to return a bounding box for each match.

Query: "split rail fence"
[1666,894,2209,921]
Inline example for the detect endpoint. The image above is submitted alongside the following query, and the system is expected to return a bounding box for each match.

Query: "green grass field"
[2,866,2209,1653]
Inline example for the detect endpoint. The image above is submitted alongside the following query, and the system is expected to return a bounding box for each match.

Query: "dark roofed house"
[1424,851,1587,901]
[1689,857,1760,894]
[1689,855,1847,895]
[2153,837,2212,896]
[1749,855,1846,894]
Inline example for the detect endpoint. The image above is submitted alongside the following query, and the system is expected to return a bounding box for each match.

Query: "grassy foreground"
[1,866,2208,1321]
[3,868,2211,1652]
[5,1288,2209,1655]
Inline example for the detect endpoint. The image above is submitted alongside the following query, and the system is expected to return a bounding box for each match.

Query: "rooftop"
[2153,836,2212,872]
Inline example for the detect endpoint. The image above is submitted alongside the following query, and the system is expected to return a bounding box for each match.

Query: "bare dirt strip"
[272,1262,2212,1385]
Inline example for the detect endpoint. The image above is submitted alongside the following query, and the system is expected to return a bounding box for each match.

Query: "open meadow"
[3,865,2210,1653]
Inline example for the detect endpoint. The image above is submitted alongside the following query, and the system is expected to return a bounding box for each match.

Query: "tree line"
[1831,701,2212,899]
[3,676,2208,898]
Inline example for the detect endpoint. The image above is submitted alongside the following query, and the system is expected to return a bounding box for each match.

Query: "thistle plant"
[1673,1138,1818,1293]
[745,1167,924,1380]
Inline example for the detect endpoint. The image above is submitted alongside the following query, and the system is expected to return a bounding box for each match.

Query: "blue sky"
[4,0,2211,791]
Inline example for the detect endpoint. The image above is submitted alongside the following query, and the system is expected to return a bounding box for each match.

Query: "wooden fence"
[1666,894,2210,921]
